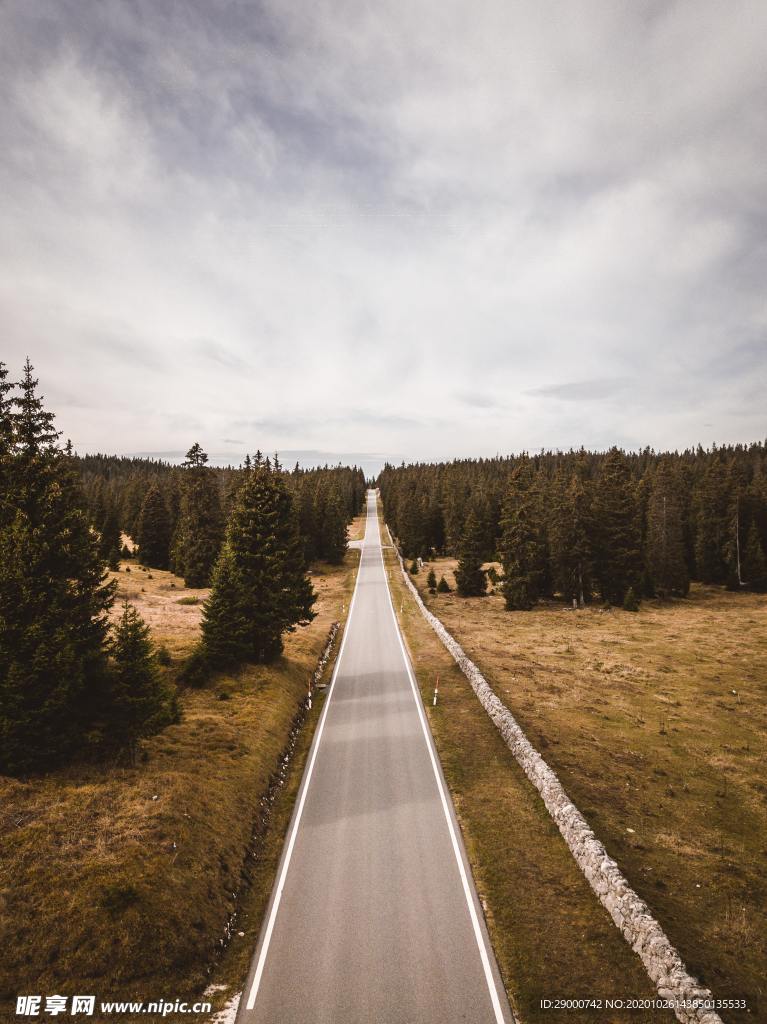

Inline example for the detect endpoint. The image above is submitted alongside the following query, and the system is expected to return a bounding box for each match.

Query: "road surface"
[236,490,513,1024]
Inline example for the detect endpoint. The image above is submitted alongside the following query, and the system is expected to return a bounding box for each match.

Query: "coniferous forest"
[378,444,767,609]
[0,360,365,776]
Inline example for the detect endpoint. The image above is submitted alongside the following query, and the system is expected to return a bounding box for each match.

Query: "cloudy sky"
[2,1,765,469]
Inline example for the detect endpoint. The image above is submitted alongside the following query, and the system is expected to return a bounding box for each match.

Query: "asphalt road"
[236,490,513,1024]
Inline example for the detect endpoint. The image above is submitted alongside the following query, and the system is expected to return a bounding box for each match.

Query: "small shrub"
[176,596,199,606]
[427,569,437,593]
[156,645,172,667]
[409,560,419,575]
[623,587,640,612]
[179,648,210,687]
[436,575,451,593]
[124,566,131,573]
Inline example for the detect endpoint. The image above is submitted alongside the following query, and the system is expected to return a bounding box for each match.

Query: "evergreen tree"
[201,463,316,666]
[455,507,487,596]
[137,484,172,569]
[592,449,642,605]
[99,499,122,570]
[645,461,689,597]
[550,471,592,606]
[692,461,729,583]
[106,601,177,763]
[320,487,347,564]
[398,489,426,559]
[742,522,767,591]
[0,361,115,774]
[436,575,451,593]
[171,443,224,587]
[427,568,437,593]
[0,362,14,526]
[499,463,544,610]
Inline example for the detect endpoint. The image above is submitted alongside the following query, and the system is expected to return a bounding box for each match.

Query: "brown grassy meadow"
[404,553,766,1020]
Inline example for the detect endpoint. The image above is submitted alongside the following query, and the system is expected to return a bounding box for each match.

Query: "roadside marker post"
[433,675,439,706]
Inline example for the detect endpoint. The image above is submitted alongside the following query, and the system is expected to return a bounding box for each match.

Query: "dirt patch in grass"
[0,551,360,1022]
[109,561,209,661]
[409,554,766,1021]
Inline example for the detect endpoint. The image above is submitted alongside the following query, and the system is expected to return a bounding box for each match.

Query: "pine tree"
[0,362,14,527]
[436,575,451,593]
[592,448,642,606]
[645,461,689,598]
[455,507,486,596]
[742,522,767,591]
[549,471,592,606]
[171,443,224,587]
[201,463,316,666]
[320,487,347,564]
[136,484,172,569]
[427,568,437,592]
[106,601,177,763]
[692,461,729,583]
[99,499,122,569]
[499,463,543,610]
[0,361,115,774]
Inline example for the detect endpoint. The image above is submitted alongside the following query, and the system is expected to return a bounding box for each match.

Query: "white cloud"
[0,0,765,462]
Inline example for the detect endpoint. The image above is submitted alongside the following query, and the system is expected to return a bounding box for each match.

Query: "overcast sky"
[1,1,765,468]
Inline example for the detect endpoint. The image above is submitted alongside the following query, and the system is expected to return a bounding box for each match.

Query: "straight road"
[236,490,513,1024]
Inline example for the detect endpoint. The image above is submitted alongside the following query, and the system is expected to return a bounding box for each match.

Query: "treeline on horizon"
[78,450,367,579]
[378,443,767,609]
[0,359,365,776]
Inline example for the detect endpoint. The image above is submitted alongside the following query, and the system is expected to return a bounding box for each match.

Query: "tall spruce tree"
[593,448,642,606]
[106,601,177,763]
[137,484,172,569]
[550,471,593,606]
[0,362,13,526]
[0,361,115,774]
[692,461,729,583]
[171,443,224,587]
[742,522,767,591]
[201,463,316,665]
[454,506,487,596]
[99,498,122,570]
[320,487,347,564]
[646,461,689,597]
[498,462,545,610]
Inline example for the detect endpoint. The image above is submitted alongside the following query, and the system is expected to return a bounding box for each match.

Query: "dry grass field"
[403,552,766,1020]
[0,533,362,1022]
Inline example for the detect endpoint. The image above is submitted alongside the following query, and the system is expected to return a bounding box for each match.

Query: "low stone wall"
[396,552,723,1024]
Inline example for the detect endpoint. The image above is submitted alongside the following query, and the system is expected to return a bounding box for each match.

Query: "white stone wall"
[396,553,723,1024]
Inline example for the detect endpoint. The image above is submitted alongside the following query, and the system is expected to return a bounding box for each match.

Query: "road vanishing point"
[236,490,514,1024]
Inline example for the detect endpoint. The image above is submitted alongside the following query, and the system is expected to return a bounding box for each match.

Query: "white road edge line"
[244,507,369,1012]
[376,513,508,1024]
